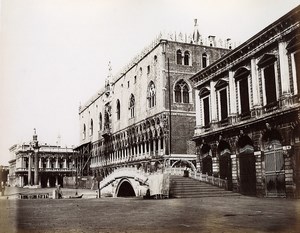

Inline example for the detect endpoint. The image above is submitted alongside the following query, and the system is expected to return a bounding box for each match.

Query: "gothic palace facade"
[77,23,233,178]
[190,5,300,197]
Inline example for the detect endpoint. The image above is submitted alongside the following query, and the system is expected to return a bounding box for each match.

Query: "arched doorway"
[262,123,285,197]
[218,136,232,190]
[116,180,136,197]
[237,131,256,196]
[202,156,212,176]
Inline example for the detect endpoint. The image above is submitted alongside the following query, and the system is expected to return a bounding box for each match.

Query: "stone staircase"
[169,175,240,198]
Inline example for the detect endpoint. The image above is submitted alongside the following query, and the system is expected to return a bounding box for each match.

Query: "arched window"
[90,119,93,136]
[257,54,278,110]
[83,124,86,140]
[215,79,229,122]
[234,68,250,118]
[184,51,190,65]
[176,50,182,64]
[202,53,207,68]
[174,79,190,103]
[99,113,102,131]
[147,81,156,108]
[199,87,210,127]
[116,100,120,120]
[129,94,135,118]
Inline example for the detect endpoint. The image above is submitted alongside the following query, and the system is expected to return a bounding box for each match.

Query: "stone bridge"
[99,160,198,198]
[100,167,150,197]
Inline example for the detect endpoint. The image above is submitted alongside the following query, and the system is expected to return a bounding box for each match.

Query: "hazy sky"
[0,0,299,165]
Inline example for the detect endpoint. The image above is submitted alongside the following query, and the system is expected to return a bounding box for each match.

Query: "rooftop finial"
[193,19,201,44]
[108,61,112,79]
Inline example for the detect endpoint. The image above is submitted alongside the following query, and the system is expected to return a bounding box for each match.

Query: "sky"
[0,0,299,165]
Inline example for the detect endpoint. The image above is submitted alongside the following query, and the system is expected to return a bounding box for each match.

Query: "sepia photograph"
[0,0,300,232]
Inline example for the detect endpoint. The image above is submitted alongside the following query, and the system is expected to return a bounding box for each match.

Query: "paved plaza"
[0,188,300,233]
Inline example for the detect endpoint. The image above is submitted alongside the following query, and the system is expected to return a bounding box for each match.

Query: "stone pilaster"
[231,154,238,192]
[255,151,264,197]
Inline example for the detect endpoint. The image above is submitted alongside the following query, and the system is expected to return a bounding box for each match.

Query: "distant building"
[76,21,233,179]
[190,5,300,197]
[8,131,77,188]
[0,165,9,186]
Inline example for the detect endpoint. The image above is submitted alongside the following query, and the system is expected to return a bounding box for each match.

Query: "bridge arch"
[116,178,136,197]
[171,159,196,171]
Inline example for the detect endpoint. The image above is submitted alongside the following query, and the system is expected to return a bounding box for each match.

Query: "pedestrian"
[57,185,63,199]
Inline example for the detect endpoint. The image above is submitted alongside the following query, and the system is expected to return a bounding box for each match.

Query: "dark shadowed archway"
[117,180,136,197]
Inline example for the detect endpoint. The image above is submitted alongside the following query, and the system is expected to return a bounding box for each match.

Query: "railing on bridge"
[164,167,228,190]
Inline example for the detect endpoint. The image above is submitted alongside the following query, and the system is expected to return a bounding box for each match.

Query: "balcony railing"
[16,167,76,172]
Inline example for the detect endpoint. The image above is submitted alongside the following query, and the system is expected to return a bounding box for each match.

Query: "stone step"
[169,175,238,198]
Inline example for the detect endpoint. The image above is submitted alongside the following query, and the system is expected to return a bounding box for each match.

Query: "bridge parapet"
[100,167,149,190]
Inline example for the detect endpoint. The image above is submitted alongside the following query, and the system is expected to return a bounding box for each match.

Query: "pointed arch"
[129,94,135,118]
[202,53,208,68]
[90,119,93,136]
[147,81,156,108]
[99,113,102,131]
[83,124,86,140]
[184,51,190,65]
[116,99,120,120]
[174,79,191,103]
[176,49,182,64]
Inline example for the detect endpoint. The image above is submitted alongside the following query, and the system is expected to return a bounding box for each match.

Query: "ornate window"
[257,54,278,109]
[234,68,250,118]
[83,124,86,140]
[116,100,120,120]
[199,87,210,127]
[174,79,190,103]
[176,50,182,64]
[99,113,102,131]
[184,51,190,65]
[215,79,229,122]
[90,119,93,136]
[147,81,156,108]
[287,35,300,95]
[129,94,135,118]
[202,53,207,68]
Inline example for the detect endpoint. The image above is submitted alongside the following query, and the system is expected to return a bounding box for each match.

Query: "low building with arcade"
[8,131,77,188]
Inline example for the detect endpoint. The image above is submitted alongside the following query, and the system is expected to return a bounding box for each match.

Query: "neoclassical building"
[76,22,234,179]
[8,132,77,188]
[190,5,300,197]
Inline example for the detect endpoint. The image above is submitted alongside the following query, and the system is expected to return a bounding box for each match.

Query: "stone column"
[47,158,50,169]
[228,70,237,122]
[39,158,42,169]
[251,58,261,117]
[20,176,24,187]
[55,176,58,186]
[291,53,298,95]
[210,81,218,126]
[55,158,59,169]
[34,150,39,185]
[278,41,292,107]
[28,153,32,186]
[278,41,290,95]
[195,89,201,126]
[64,158,67,169]
[47,178,50,187]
